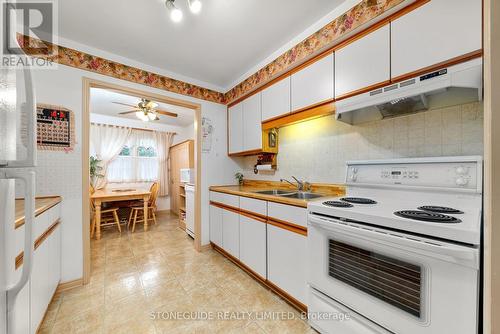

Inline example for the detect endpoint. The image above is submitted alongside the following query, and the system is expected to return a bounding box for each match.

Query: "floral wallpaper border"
[18,35,226,104]
[224,0,406,104]
[19,0,406,106]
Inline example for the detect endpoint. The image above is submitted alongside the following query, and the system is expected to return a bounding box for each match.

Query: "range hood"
[335,58,483,125]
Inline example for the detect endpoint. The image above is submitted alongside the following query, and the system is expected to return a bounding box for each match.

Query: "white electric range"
[307,156,483,334]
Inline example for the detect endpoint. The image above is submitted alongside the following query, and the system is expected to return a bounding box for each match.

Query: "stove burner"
[394,210,461,224]
[323,201,354,208]
[341,197,377,205]
[418,206,464,214]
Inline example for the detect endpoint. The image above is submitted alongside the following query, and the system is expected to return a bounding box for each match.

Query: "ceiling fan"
[113,98,178,122]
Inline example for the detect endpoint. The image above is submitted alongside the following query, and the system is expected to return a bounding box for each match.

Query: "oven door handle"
[308,215,479,268]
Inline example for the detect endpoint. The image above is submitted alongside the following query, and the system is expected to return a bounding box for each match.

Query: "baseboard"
[200,243,213,252]
[56,278,83,293]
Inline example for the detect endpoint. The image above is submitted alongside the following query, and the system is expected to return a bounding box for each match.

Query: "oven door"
[308,214,479,334]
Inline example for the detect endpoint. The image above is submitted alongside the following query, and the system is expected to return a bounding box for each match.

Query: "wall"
[32,64,238,282]
[239,102,484,184]
[483,0,500,331]
[89,113,194,211]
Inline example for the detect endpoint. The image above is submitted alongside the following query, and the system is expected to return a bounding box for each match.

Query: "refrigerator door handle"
[7,64,37,168]
[6,171,35,314]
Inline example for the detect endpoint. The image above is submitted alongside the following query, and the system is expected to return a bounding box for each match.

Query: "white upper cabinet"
[242,93,262,152]
[291,53,334,112]
[335,24,390,98]
[261,77,291,122]
[391,0,482,78]
[228,102,243,154]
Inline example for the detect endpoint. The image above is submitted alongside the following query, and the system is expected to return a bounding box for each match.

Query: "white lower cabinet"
[13,202,62,334]
[30,239,49,333]
[209,204,223,247]
[239,214,267,278]
[267,224,308,305]
[222,209,240,259]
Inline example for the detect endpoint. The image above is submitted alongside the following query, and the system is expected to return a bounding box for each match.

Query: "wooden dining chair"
[90,184,122,238]
[127,182,159,232]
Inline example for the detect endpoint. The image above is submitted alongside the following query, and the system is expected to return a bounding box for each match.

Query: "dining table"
[90,188,151,240]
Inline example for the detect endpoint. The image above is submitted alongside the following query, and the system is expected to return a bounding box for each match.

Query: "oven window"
[329,239,422,317]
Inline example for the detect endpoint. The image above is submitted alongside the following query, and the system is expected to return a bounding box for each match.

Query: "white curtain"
[107,129,160,183]
[155,131,175,196]
[90,124,131,189]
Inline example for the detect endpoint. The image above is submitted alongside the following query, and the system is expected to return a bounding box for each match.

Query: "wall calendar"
[36,104,75,151]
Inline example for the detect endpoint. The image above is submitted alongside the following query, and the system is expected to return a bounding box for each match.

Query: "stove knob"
[350,174,357,182]
[456,166,468,175]
[456,177,469,186]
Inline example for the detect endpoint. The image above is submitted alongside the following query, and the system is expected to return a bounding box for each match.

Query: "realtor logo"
[1,0,57,68]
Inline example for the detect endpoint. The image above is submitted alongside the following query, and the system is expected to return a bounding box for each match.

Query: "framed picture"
[36,104,75,151]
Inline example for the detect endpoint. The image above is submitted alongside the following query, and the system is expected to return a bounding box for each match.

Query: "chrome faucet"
[280,176,311,192]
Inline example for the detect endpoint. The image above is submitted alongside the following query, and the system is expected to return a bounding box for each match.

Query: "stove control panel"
[346,158,482,192]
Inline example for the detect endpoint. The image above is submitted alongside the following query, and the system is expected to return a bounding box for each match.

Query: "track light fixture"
[165,0,202,23]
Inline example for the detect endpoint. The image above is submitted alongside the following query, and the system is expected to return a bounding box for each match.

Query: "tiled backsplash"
[240,102,484,184]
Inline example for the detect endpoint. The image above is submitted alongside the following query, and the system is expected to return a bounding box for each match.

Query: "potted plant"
[235,172,244,186]
[90,156,104,187]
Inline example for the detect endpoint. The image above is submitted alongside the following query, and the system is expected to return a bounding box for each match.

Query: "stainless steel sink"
[255,189,295,196]
[280,192,324,200]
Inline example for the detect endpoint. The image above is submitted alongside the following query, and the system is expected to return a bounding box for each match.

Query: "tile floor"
[39,212,315,333]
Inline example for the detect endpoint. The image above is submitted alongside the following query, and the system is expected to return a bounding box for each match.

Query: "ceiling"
[56,0,345,90]
[90,88,194,126]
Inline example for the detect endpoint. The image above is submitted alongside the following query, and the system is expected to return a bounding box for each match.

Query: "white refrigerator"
[0,47,37,333]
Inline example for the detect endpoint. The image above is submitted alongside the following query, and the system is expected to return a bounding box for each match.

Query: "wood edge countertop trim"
[15,219,61,270]
[261,100,336,130]
[267,218,308,236]
[239,209,268,224]
[210,200,307,236]
[210,188,308,208]
[210,201,268,223]
[211,243,307,312]
[226,0,431,108]
[15,196,62,229]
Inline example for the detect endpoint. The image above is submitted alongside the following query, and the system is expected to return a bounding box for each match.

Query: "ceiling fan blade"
[155,109,178,117]
[112,101,138,108]
[118,110,140,115]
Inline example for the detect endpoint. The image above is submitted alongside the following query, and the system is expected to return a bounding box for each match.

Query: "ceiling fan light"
[135,111,143,119]
[188,0,202,14]
[147,112,157,120]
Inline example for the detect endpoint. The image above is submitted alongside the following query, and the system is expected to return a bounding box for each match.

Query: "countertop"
[15,196,62,229]
[210,181,345,208]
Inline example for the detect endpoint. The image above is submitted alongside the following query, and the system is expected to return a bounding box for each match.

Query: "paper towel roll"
[256,164,274,171]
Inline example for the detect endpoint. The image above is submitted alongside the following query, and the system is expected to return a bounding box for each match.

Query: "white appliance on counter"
[180,168,195,184]
[185,184,195,238]
[307,156,483,334]
[1,46,37,333]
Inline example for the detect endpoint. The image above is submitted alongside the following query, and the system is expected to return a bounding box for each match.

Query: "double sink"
[254,189,323,200]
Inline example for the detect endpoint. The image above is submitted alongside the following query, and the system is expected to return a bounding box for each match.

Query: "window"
[107,131,158,183]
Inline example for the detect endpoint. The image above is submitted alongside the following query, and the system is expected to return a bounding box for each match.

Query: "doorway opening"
[82,78,202,284]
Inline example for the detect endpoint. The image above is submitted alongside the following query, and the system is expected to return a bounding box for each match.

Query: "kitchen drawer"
[210,191,239,209]
[33,203,60,240]
[268,202,307,228]
[308,288,390,334]
[239,197,267,216]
